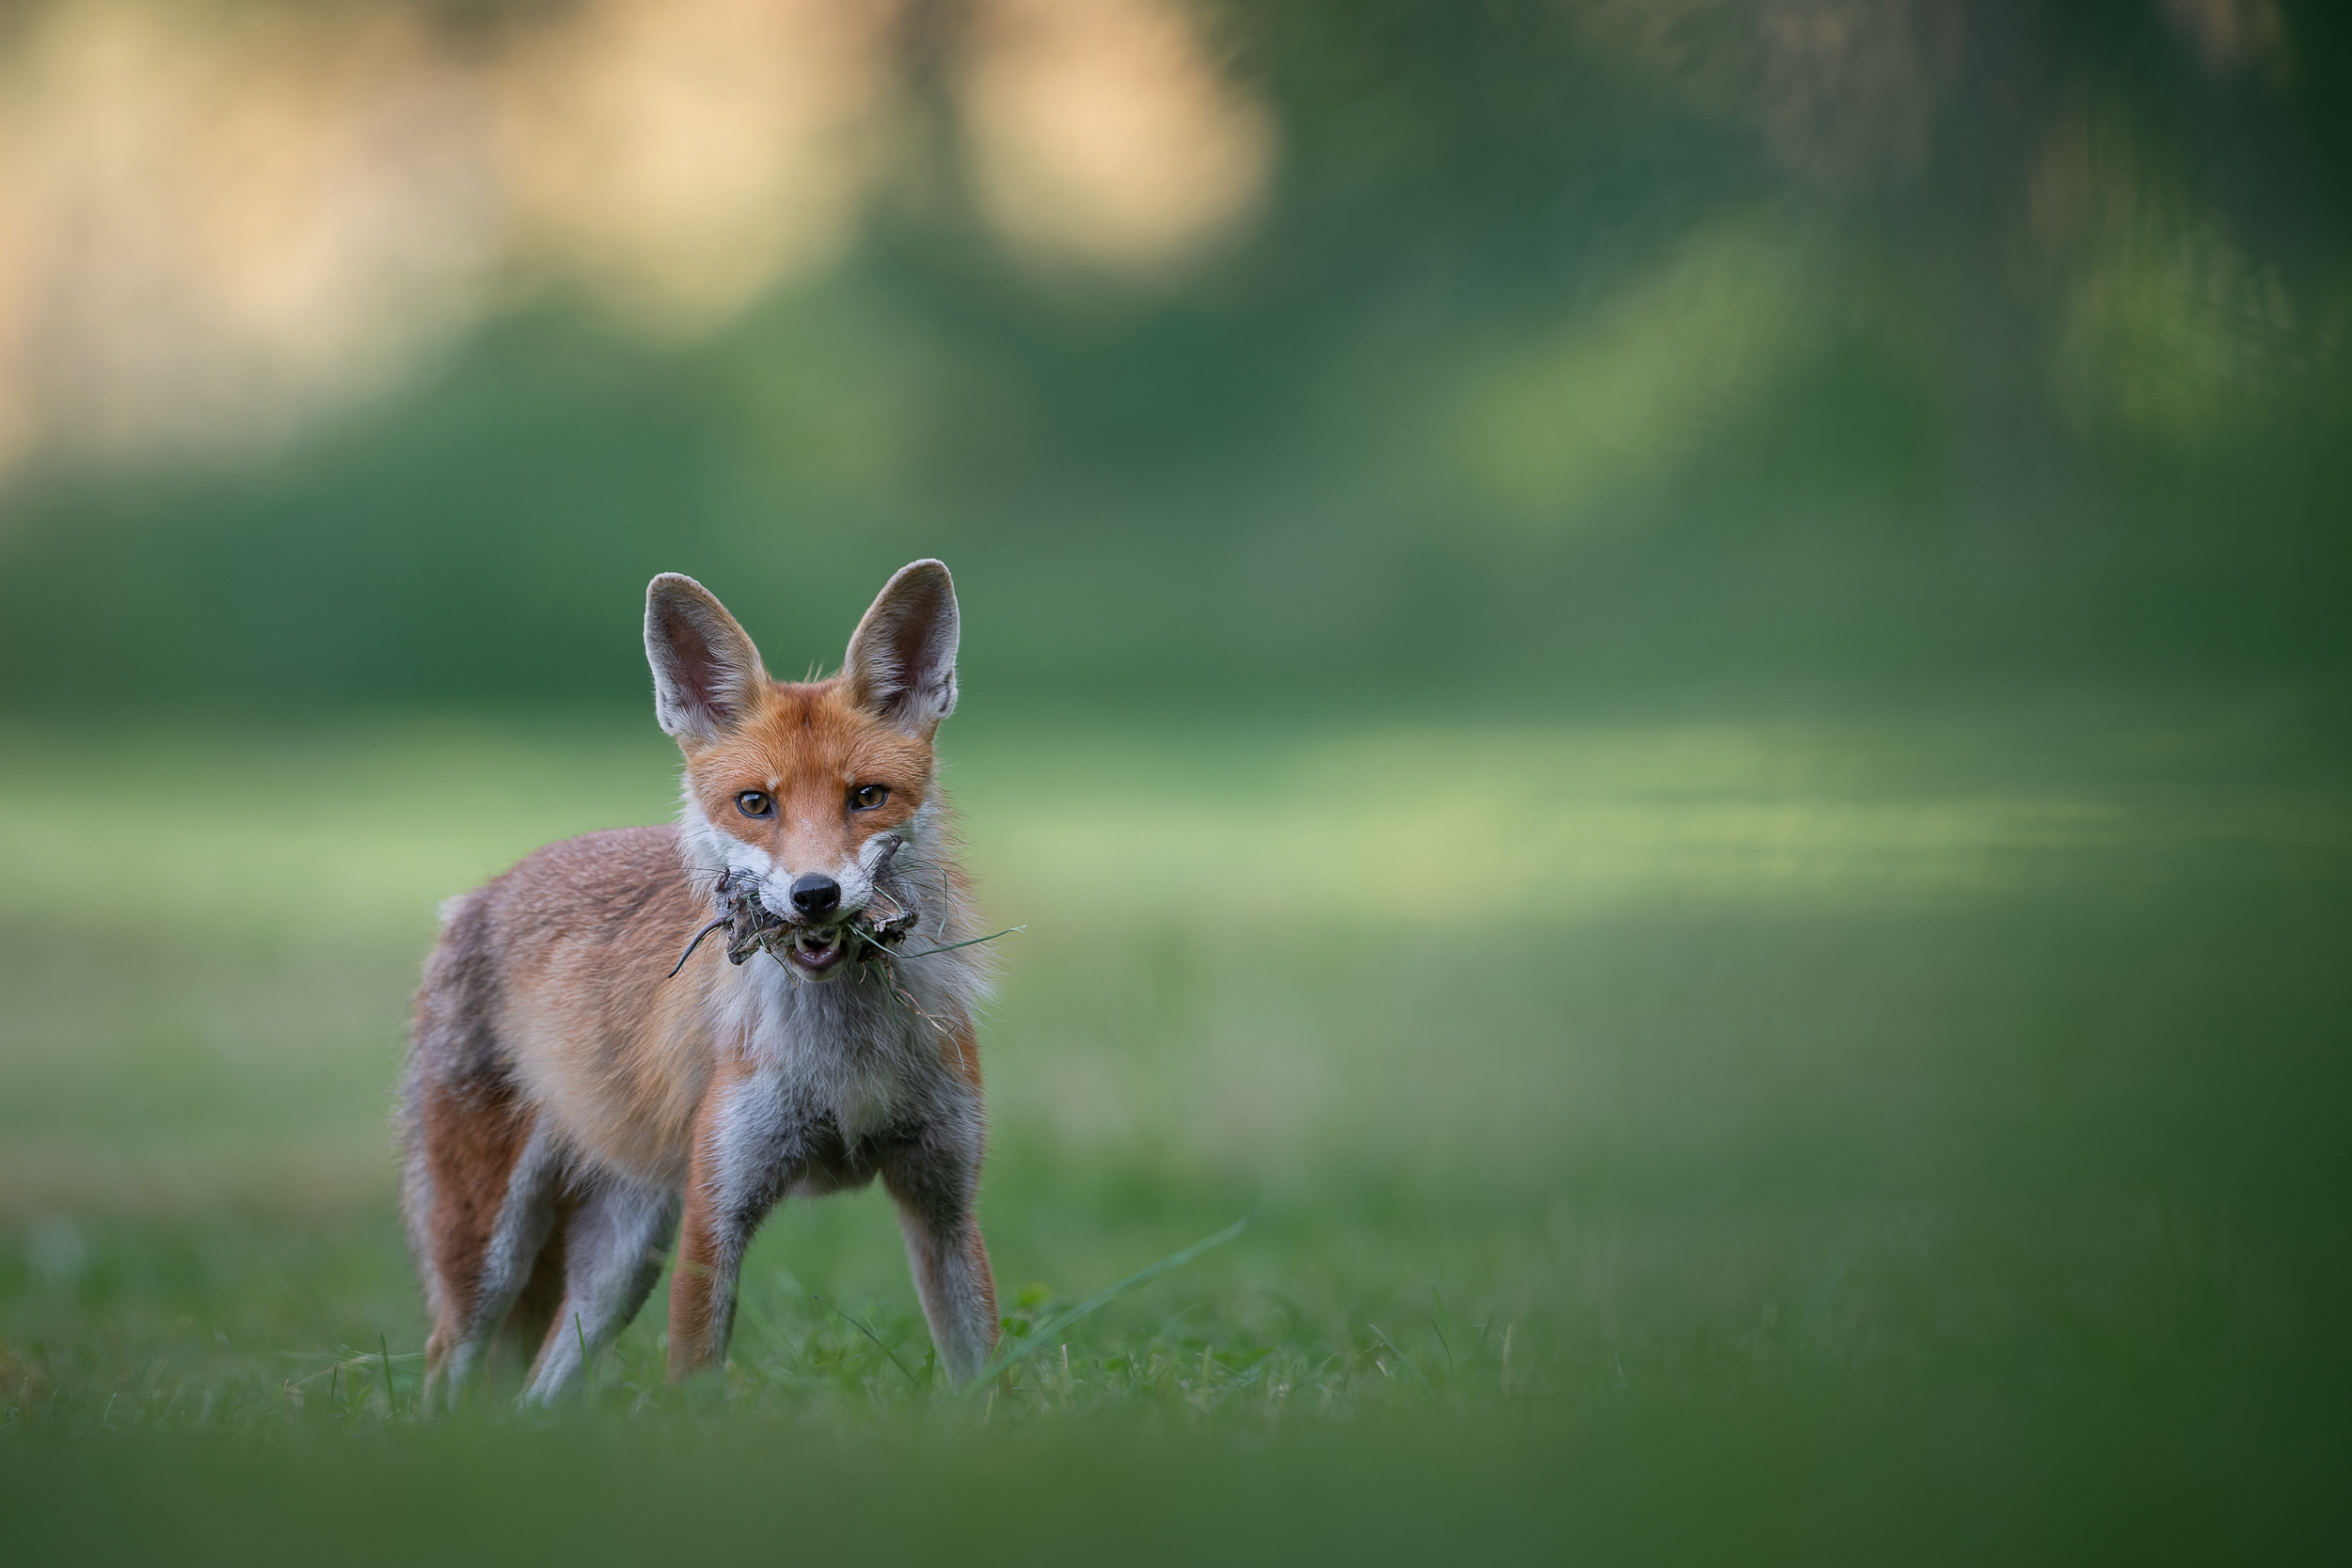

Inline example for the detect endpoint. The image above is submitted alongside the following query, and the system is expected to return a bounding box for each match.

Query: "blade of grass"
[960,1211,1255,1397]
[816,1295,920,1386]
[730,1288,795,1372]
[379,1334,397,1416]
[1366,1323,1428,1386]
[856,926,1026,961]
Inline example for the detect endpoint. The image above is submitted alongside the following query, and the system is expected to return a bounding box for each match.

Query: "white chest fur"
[721,958,937,1142]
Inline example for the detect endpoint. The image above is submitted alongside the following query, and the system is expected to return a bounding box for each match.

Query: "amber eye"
[736,790,773,818]
[850,784,889,812]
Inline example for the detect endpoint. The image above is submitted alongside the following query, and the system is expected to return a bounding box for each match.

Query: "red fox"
[401,562,998,1406]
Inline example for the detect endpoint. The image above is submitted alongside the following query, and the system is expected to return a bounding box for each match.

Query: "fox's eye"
[850,784,888,812]
[736,790,773,818]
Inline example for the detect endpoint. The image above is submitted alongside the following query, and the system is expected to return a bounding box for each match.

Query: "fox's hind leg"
[519,1177,679,1404]
[412,1079,564,1412]
[490,1212,570,1386]
[405,891,570,1411]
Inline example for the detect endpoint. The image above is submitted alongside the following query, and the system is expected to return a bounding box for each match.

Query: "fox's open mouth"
[786,926,850,974]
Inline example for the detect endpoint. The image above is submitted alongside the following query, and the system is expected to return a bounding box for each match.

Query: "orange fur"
[418,1078,535,1379]
[684,679,937,886]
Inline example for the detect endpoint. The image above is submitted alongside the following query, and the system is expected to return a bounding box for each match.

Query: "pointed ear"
[645,574,769,746]
[844,560,960,736]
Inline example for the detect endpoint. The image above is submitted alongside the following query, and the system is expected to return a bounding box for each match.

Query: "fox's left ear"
[845,560,959,736]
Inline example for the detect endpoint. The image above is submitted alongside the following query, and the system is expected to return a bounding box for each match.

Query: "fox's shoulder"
[511,825,684,885]
[450,826,699,938]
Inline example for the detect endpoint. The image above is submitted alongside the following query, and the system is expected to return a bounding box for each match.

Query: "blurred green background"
[1,0,2348,1558]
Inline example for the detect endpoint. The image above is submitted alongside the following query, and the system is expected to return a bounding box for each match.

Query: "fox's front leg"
[882,1116,999,1386]
[668,1063,796,1380]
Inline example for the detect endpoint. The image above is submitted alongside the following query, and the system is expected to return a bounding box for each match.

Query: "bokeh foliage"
[0,0,2344,713]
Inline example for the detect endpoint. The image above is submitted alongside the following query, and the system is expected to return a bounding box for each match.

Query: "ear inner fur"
[646,573,770,745]
[844,560,960,736]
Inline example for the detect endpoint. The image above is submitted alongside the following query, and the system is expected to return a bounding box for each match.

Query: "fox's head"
[644,562,960,982]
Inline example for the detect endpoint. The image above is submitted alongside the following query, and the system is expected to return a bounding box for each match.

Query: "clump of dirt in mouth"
[666,866,920,980]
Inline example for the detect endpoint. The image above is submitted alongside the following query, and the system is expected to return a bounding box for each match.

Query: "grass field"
[2,690,2348,1560]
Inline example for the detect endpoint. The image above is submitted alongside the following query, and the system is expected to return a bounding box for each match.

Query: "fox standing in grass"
[401,562,998,1407]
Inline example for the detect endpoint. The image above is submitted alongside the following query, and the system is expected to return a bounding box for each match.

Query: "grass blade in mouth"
[856,926,1021,963]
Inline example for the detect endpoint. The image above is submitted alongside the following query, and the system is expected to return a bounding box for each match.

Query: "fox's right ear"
[645,574,769,746]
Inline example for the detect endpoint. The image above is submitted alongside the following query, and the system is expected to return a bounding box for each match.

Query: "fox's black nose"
[789,873,840,917]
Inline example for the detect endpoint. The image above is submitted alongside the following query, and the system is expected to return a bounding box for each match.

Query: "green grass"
[2,693,2348,1558]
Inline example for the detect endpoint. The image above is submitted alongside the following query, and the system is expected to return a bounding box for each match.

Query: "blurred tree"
[0,0,2343,713]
